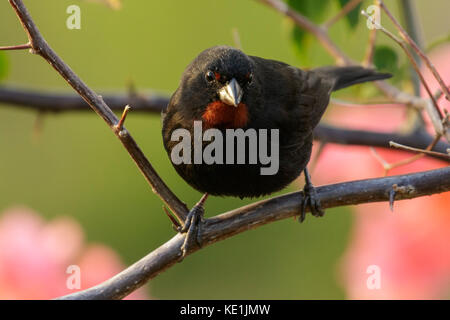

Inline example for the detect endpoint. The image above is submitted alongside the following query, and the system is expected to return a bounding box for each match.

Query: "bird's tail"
[313,66,392,91]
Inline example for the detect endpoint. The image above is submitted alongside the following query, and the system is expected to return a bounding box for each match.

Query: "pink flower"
[0,207,149,299]
[309,45,450,299]
[340,194,450,299]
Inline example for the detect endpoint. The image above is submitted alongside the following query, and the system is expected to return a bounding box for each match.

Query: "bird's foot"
[299,168,325,223]
[178,193,208,261]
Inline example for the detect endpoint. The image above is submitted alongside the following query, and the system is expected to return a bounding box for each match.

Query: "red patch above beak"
[202,101,248,129]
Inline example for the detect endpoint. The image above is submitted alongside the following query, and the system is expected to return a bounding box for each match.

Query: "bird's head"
[200,46,254,107]
[180,46,255,128]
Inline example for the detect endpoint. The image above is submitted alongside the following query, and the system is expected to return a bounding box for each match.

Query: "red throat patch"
[202,101,249,129]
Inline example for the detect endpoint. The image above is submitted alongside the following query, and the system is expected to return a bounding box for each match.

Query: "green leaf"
[287,0,330,22]
[0,52,9,82]
[336,0,363,29]
[287,0,331,66]
[373,45,399,73]
[290,27,314,65]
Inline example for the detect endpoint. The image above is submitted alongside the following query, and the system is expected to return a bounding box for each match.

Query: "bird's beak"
[219,78,243,107]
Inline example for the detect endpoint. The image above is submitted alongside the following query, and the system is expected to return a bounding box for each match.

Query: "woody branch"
[1,0,449,300]
[0,86,449,162]
[3,0,189,225]
[58,166,450,300]
[256,0,450,143]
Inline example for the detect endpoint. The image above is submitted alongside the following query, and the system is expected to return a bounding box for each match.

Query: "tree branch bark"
[256,0,450,142]
[0,86,169,113]
[2,86,449,162]
[5,0,189,224]
[2,0,449,301]
[57,166,450,300]
[314,124,450,161]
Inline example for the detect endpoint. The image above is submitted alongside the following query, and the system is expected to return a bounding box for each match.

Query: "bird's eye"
[205,71,215,82]
[246,72,253,84]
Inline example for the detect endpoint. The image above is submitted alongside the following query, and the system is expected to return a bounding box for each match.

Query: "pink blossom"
[0,207,149,299]
[309,45,450,299]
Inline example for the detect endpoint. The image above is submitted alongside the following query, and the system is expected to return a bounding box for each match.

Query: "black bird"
[162,45,391,255]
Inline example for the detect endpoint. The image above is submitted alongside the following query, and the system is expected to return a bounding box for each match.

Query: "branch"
[371,134,441,176]
[322,0,363,29]
[3,0,450,301]
[2,86,449,162]
[5,0,188,224]
[361,9,446,140]
[314,124,450,162]
[397,0,423,96]
[379,0,450,102]
[256,0,450,142]
[0,86,168,113]
[389,141,450,161]
[57,166,450,300]
[396,0,426,129]
[363,18,377,66]
[0,43,31,51]
[257,0,352,65]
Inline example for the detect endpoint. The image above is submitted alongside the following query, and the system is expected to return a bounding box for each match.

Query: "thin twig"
[361,9,447,140]
[0,42,31,51]
[371,134,442,175]
[257,0,351,65]
[434,86,450,101]
[163,206,182,231]
[363,24,377,67]
[370,147,392,176]
[397,0,426,131]
[379,0,450,102]
[389,140,450,161]
[114,105,131,132]
[322,0,363,29]
[397,0,423,96]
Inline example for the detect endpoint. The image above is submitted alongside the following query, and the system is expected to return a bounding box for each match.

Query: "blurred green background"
[0,0,448,299]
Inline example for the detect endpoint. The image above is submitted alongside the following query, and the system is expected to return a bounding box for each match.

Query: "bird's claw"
[298,168,325,223]
[177,194,208,261]
[389,187,396,212]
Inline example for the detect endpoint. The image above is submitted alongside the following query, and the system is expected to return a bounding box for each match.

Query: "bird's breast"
[201,101,248,129]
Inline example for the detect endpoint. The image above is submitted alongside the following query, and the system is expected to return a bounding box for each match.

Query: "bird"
[162,45,391,256]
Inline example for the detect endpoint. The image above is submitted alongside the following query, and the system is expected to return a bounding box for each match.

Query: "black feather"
[313,66,392,91]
